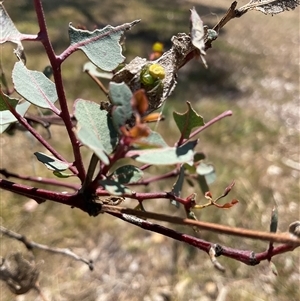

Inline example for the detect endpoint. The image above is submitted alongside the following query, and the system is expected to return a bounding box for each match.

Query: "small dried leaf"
[142,112,163,123]
[127,123,151,139]
[0,3,25,61]
[131,89,148,115]
[190,7,207,67]
[238,0,300,15]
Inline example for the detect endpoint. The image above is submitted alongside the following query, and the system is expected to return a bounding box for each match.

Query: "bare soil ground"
[1,1,299,300]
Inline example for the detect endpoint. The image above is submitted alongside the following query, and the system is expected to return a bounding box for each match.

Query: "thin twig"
[85,69,109,95]
[0,169,79,191]
[187,110,233,142]
[101,205,300,246]
[0,226,94,270]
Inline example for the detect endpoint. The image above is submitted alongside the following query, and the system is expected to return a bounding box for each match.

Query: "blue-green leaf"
[99,179,132,195]
[34,152,71,171]
[74,99,118,162]
[111,165,143,184]
[196,162,216,185]
[128,140,197,165]
[76,125,109,165]
[12,61,59,113]
[109,82,133,131]
[69,20,139,71]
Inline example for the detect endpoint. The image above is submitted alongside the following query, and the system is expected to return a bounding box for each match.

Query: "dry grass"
[0,1,299,300]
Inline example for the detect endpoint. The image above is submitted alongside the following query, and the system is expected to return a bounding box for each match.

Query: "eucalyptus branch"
[0,179,88,211]
[85,69,109,95]
[128,168,180,186]
[0,169,79,191]
[101,205,300,246]
[95,189,187,206]
[81,153,100,191]
[187,110,233,142]
[33,0,86,182]
[106,209,299,266]
[1,95,79,174]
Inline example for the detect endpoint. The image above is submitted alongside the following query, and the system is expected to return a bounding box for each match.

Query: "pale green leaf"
[111,165,143,184]
[34,152,71,171]
[74,99,118,156]
[128,140,197,165]
[12,61,59,113]
[196,162,216,185]
[109,82,133,130]
[99,179,132,195]
[69,20,139,71]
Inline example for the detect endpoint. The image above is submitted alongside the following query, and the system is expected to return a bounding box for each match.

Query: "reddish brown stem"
[107,210,298,266]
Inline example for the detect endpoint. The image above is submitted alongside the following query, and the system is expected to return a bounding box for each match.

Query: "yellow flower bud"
[148,64,165,80]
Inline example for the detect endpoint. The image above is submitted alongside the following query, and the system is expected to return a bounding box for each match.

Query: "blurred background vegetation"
[0,0,299,300]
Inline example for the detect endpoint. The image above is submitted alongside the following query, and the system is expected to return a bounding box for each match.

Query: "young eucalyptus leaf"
[98,179,132,195]
[74,99,118,155]
[69,20,139,72]
[196,162,216,185]
[34,152,71,171]
[12,62,59,113]
[170,165,185,208]
[112,165,143,184]
[109,82,133,130]
[173,102,204,139]
[76,125,110,165]
[127,140,197,165]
